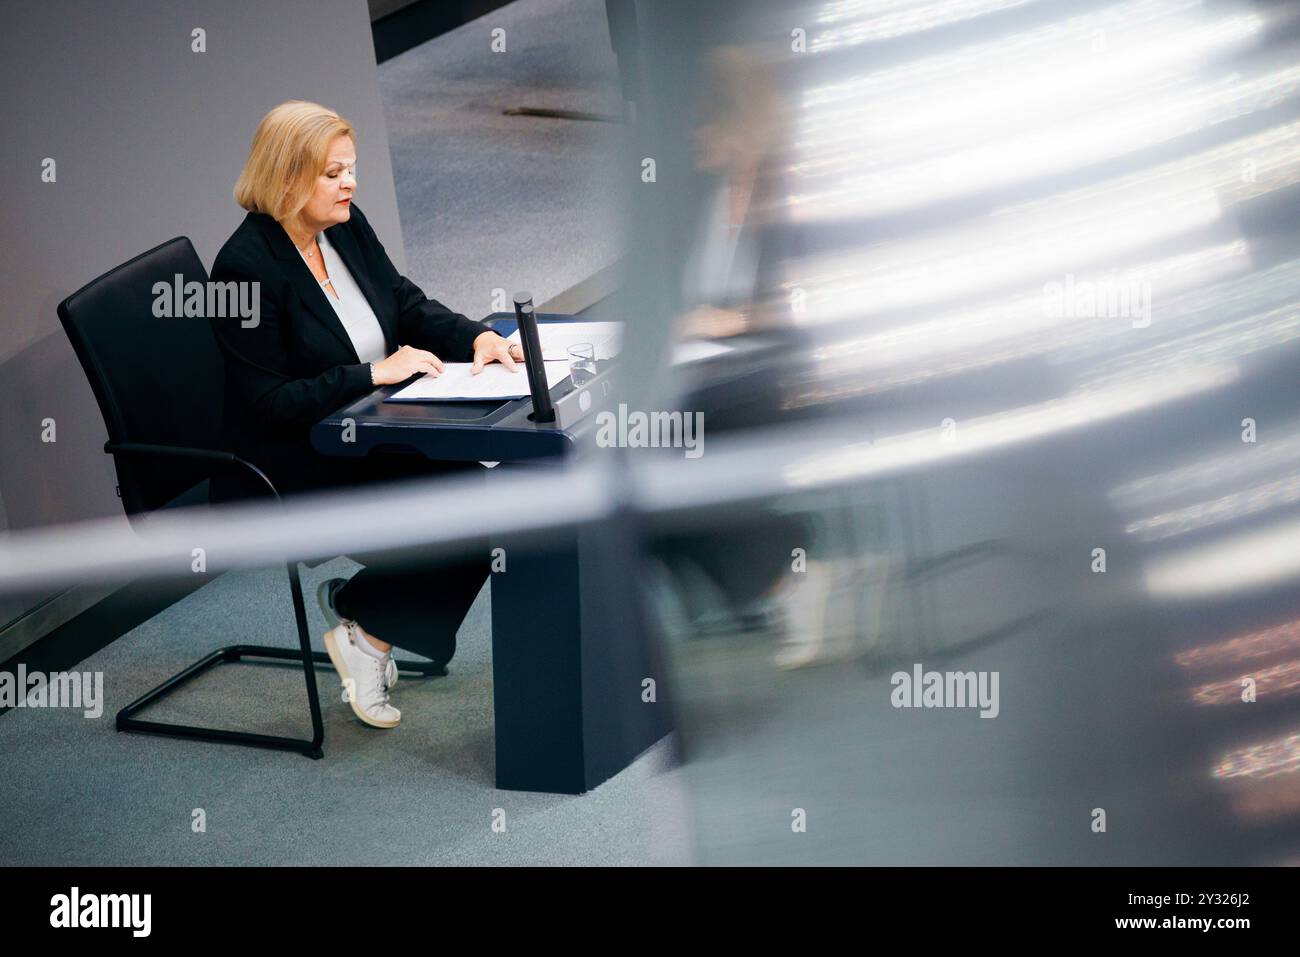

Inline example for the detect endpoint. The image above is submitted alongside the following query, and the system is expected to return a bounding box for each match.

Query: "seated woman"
[210,100,524,730]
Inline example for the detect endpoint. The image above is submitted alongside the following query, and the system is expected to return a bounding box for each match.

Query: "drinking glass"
[567,342,597,387]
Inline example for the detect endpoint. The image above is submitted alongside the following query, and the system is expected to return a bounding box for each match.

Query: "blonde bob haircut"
[234,101,355,223]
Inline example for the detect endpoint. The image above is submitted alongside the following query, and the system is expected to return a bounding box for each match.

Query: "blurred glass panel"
[616,0,1300,864]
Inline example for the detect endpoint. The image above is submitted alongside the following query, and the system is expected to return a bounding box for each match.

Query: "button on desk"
[311,313,671,793]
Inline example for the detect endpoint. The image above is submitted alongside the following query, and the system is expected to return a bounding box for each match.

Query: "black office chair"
[57,237,441,759]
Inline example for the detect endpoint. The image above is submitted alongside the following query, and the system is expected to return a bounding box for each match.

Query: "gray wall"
[0,0,406,632]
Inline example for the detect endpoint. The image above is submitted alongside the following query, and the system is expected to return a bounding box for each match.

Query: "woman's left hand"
[470,331,524,374]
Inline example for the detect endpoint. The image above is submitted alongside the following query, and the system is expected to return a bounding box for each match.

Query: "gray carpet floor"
[379,0,626,319]
[0,558,691,866]
[0,0,692,867]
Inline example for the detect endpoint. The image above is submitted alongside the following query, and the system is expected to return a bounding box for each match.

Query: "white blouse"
[310,230,389,365]
[680,180,760,310]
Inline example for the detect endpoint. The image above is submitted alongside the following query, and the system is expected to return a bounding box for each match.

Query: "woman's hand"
[371,345,445,385]
[471,331,524,374]
[680,305,748,339]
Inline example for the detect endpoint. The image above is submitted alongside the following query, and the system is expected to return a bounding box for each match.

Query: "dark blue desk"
[312,313,671,793]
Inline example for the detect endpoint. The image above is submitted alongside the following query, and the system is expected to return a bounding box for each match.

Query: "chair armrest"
[104,441,280,500]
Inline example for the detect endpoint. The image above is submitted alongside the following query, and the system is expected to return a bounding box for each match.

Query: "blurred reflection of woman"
[662,48,887,669]
[680,46,790,343]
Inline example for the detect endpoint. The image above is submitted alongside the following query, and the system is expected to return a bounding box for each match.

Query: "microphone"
[512,292,556,423]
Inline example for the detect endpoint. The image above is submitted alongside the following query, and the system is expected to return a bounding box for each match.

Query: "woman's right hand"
[371,345,445,385]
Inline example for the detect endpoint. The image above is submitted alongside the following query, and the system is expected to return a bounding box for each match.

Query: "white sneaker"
[341,659,396,700]
[318,578,397,690]
[323,622,401,728]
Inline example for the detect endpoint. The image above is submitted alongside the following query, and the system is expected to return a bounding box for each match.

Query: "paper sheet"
[386,361,571,402]
[508,321,622,361]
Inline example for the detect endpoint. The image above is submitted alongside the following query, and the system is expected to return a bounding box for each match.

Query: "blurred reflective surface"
[618,0,1300,863]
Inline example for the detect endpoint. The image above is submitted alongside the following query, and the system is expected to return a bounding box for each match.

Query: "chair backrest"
[57,237,227,516]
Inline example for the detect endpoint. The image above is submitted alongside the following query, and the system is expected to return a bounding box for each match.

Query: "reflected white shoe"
[323,622,401,728]
[772,560,837,670]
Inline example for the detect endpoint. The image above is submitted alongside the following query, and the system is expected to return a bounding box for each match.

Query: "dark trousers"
[210,443,490,664]
[332,546,488,666]
[325,455,490,665]
[651,514,806,610]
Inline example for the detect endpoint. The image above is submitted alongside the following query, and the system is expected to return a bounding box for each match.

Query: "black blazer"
[208,203,488,499]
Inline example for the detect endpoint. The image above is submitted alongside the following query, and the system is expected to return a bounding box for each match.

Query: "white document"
[387,360,571,402]
[508,321,622,361]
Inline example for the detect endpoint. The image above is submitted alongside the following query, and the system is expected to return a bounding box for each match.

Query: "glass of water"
[567,342,597,387]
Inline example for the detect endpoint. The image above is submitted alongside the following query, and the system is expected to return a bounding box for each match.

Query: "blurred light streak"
[1176,619,1300,670]
[789,114,1300,329]
[810,0,1037,49]
[1111,417,1300,513]
[1077,297,1300,387]
[801,1,1260,141]
[785,152,1255,321]
[794,3,1279,216]
[1191,660,1300,706]
[787,258,1298,408]
[787,187,1222,321]
[1122,473,1300,542]
[803,241,1248,392]
[783,361,1236,487]
[786,246,1300,408]
[1143,515,1300,598]
[1214,727,1300,780]
[794,64,1296,217]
